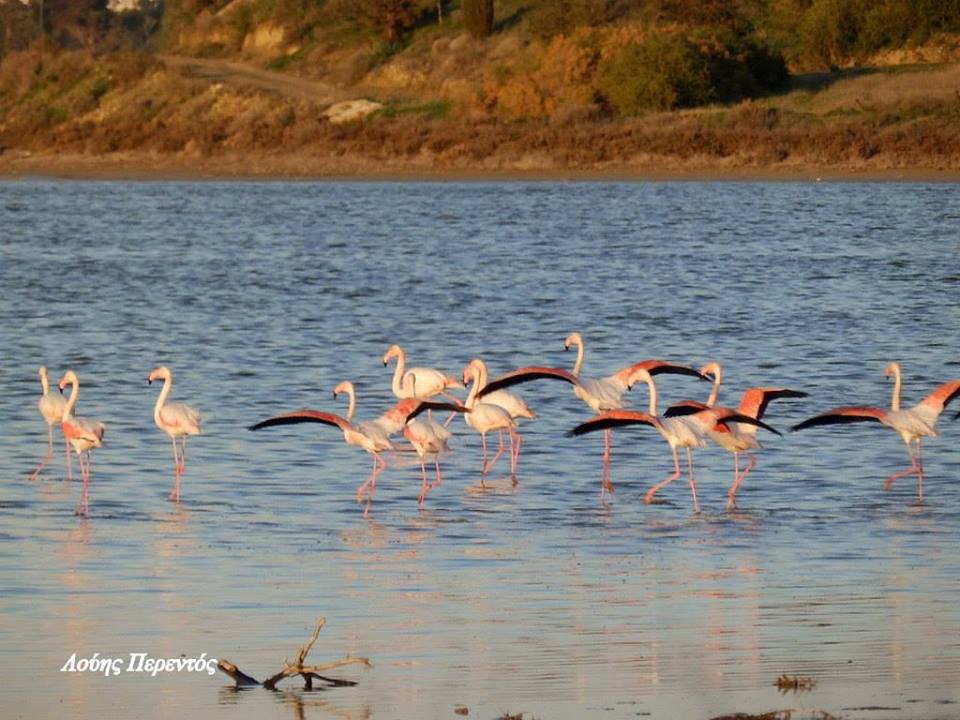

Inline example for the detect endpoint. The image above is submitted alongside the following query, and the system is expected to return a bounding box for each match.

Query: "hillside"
[2,0,960,177]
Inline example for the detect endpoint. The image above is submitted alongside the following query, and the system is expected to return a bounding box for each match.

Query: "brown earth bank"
[3,150,960,182]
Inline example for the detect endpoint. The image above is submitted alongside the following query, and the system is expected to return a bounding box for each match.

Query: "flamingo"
[479,388,536,471]
[462,359,521,480]
[664,363,807,509]
[58,370,105,517]
[569,369,778,513]
[791,362,960,501]
[29,366,71,481]
[478,332,704,496]
[383,344,462,399]
[147,366,202,503]
[249,384,463,516]
[403,416,452,508]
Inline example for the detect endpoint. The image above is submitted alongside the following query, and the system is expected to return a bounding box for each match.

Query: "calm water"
[1,181,959,720]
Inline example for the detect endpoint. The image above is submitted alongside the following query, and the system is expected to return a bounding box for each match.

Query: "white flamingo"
[462,359,520,480]
[792,362,960,501]
[30,366,71,481]
[147,366,202,502]
[58,370,105,517]
[383,344,462,399]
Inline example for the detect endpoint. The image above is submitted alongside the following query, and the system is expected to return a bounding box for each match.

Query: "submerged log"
[217,617,371,690]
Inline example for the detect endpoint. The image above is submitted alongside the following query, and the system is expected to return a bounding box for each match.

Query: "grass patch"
[377,99,451,120]
[266,49,303,71]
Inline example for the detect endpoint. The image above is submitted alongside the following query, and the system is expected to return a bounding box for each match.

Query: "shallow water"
[1,180,958,720]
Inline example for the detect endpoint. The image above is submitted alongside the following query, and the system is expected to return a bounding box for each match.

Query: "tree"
[462,0,493,38]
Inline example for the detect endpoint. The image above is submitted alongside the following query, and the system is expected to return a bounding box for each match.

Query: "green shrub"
[597,35,712,114]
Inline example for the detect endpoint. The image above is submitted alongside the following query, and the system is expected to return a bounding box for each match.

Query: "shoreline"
[3,151,960,182]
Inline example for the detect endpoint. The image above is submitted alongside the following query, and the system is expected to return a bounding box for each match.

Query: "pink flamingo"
[569,369,778,513]
[147,366,202,503]
[664,363,807,509]
[479,332,704,496]
[30,366,71,481]
[249,383,463,516]
[58,370,105,517]
[462,359,521,480]
[403,416,453,508]
[383,344,463,399]
[792,362,960,501]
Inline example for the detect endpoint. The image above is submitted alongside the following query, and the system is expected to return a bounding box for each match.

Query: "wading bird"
[664,362,807,509]
[383,344,462,399]
[30,366,70,481]
[791,362,960,501]
[249,383,464,516]
[569,369,778,513]
[58,370,105,517]
[147,366,202,503]
[462,359,522,480]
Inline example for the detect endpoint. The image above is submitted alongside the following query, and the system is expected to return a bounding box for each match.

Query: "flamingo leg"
[75,452,90,517]
[915,439,924,502]
[484,430,505,475]
[480,434,488,487]
[432,457,442,490]
[884,440,921,491]
[64,435,73,481]
[179,437,188,474]
[600,429,614,496]
[356,453,380,503]
[686,447,701,514]
[727,452,756,511]
[442,411,457,428]
[645,445,681,505]
[509,430,521,479]
[418,458,428,507]
[29,424,55,481]
[169,436,182,502]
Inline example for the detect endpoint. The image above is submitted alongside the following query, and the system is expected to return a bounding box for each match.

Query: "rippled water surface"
[1,180,959,720]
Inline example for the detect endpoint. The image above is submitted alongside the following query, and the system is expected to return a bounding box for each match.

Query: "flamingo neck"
[570,339,584,376]
[465,363,485,408]
[154,374,172,425]
[39,369,50,396]
[706,367,721,407]
[389,350,407,396]
[889,365,901,412]
[341,385,356,421]
[644,374,658,416]
[63,378,79,421]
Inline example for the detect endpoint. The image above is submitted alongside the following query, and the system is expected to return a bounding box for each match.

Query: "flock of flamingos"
[28,332,960,518]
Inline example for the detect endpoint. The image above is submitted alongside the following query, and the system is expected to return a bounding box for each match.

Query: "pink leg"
[417,458,428,507]
[686,447,701,514]
[645,445,681,505]
[479,434,488,487]
[727,453,756,511]
[64,435,73,481]
[509,430,521,480]
[430,456,443,489]
[884,441,920,491]
[75,452,90,517]
[484,430,505,475]
[915,440,924,502]
[169,436,181,502]
[30,425,55,481]
[356,453,382,504]
[600,429,614,496]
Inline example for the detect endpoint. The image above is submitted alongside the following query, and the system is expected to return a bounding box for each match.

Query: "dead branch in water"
[217,616,371,691]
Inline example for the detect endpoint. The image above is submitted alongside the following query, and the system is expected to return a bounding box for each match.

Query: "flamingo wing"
[713,410,782,436]
[618,359,706,383]
[248,409,350,432]
[738,387,808,420]
[479,366,580,396]
[663,400,711,418]
[404,400,469,423]
[791,406,887,432]
[160,402,202,434]
[919,379,960,415]
[567,410,661,437]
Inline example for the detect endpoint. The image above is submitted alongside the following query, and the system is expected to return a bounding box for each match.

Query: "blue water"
[1,180,959,720]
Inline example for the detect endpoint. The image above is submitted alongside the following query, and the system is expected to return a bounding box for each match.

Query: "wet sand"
[2,150,960,182]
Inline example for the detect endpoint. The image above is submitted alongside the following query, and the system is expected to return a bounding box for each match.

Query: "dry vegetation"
[2,1,960,175]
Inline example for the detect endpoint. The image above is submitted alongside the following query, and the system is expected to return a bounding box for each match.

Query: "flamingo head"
[626,367,653,390]
[382,344,403,366]
[563,332,581,351]
[332,380,353,399]
[147,366,171,385]
[699,361,722,382]
[883,361,900,379]
[462,359,482,386]
[58,369,78,393]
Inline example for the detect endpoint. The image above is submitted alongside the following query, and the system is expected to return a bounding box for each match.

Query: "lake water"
[1,180,958,720]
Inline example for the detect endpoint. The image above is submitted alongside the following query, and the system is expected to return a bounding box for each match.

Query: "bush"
[462,0,494,39]
[597,35,712,114]
[528,0,609,39]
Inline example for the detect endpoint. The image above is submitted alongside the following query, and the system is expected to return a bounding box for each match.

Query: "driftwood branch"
[217,616,371,691]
